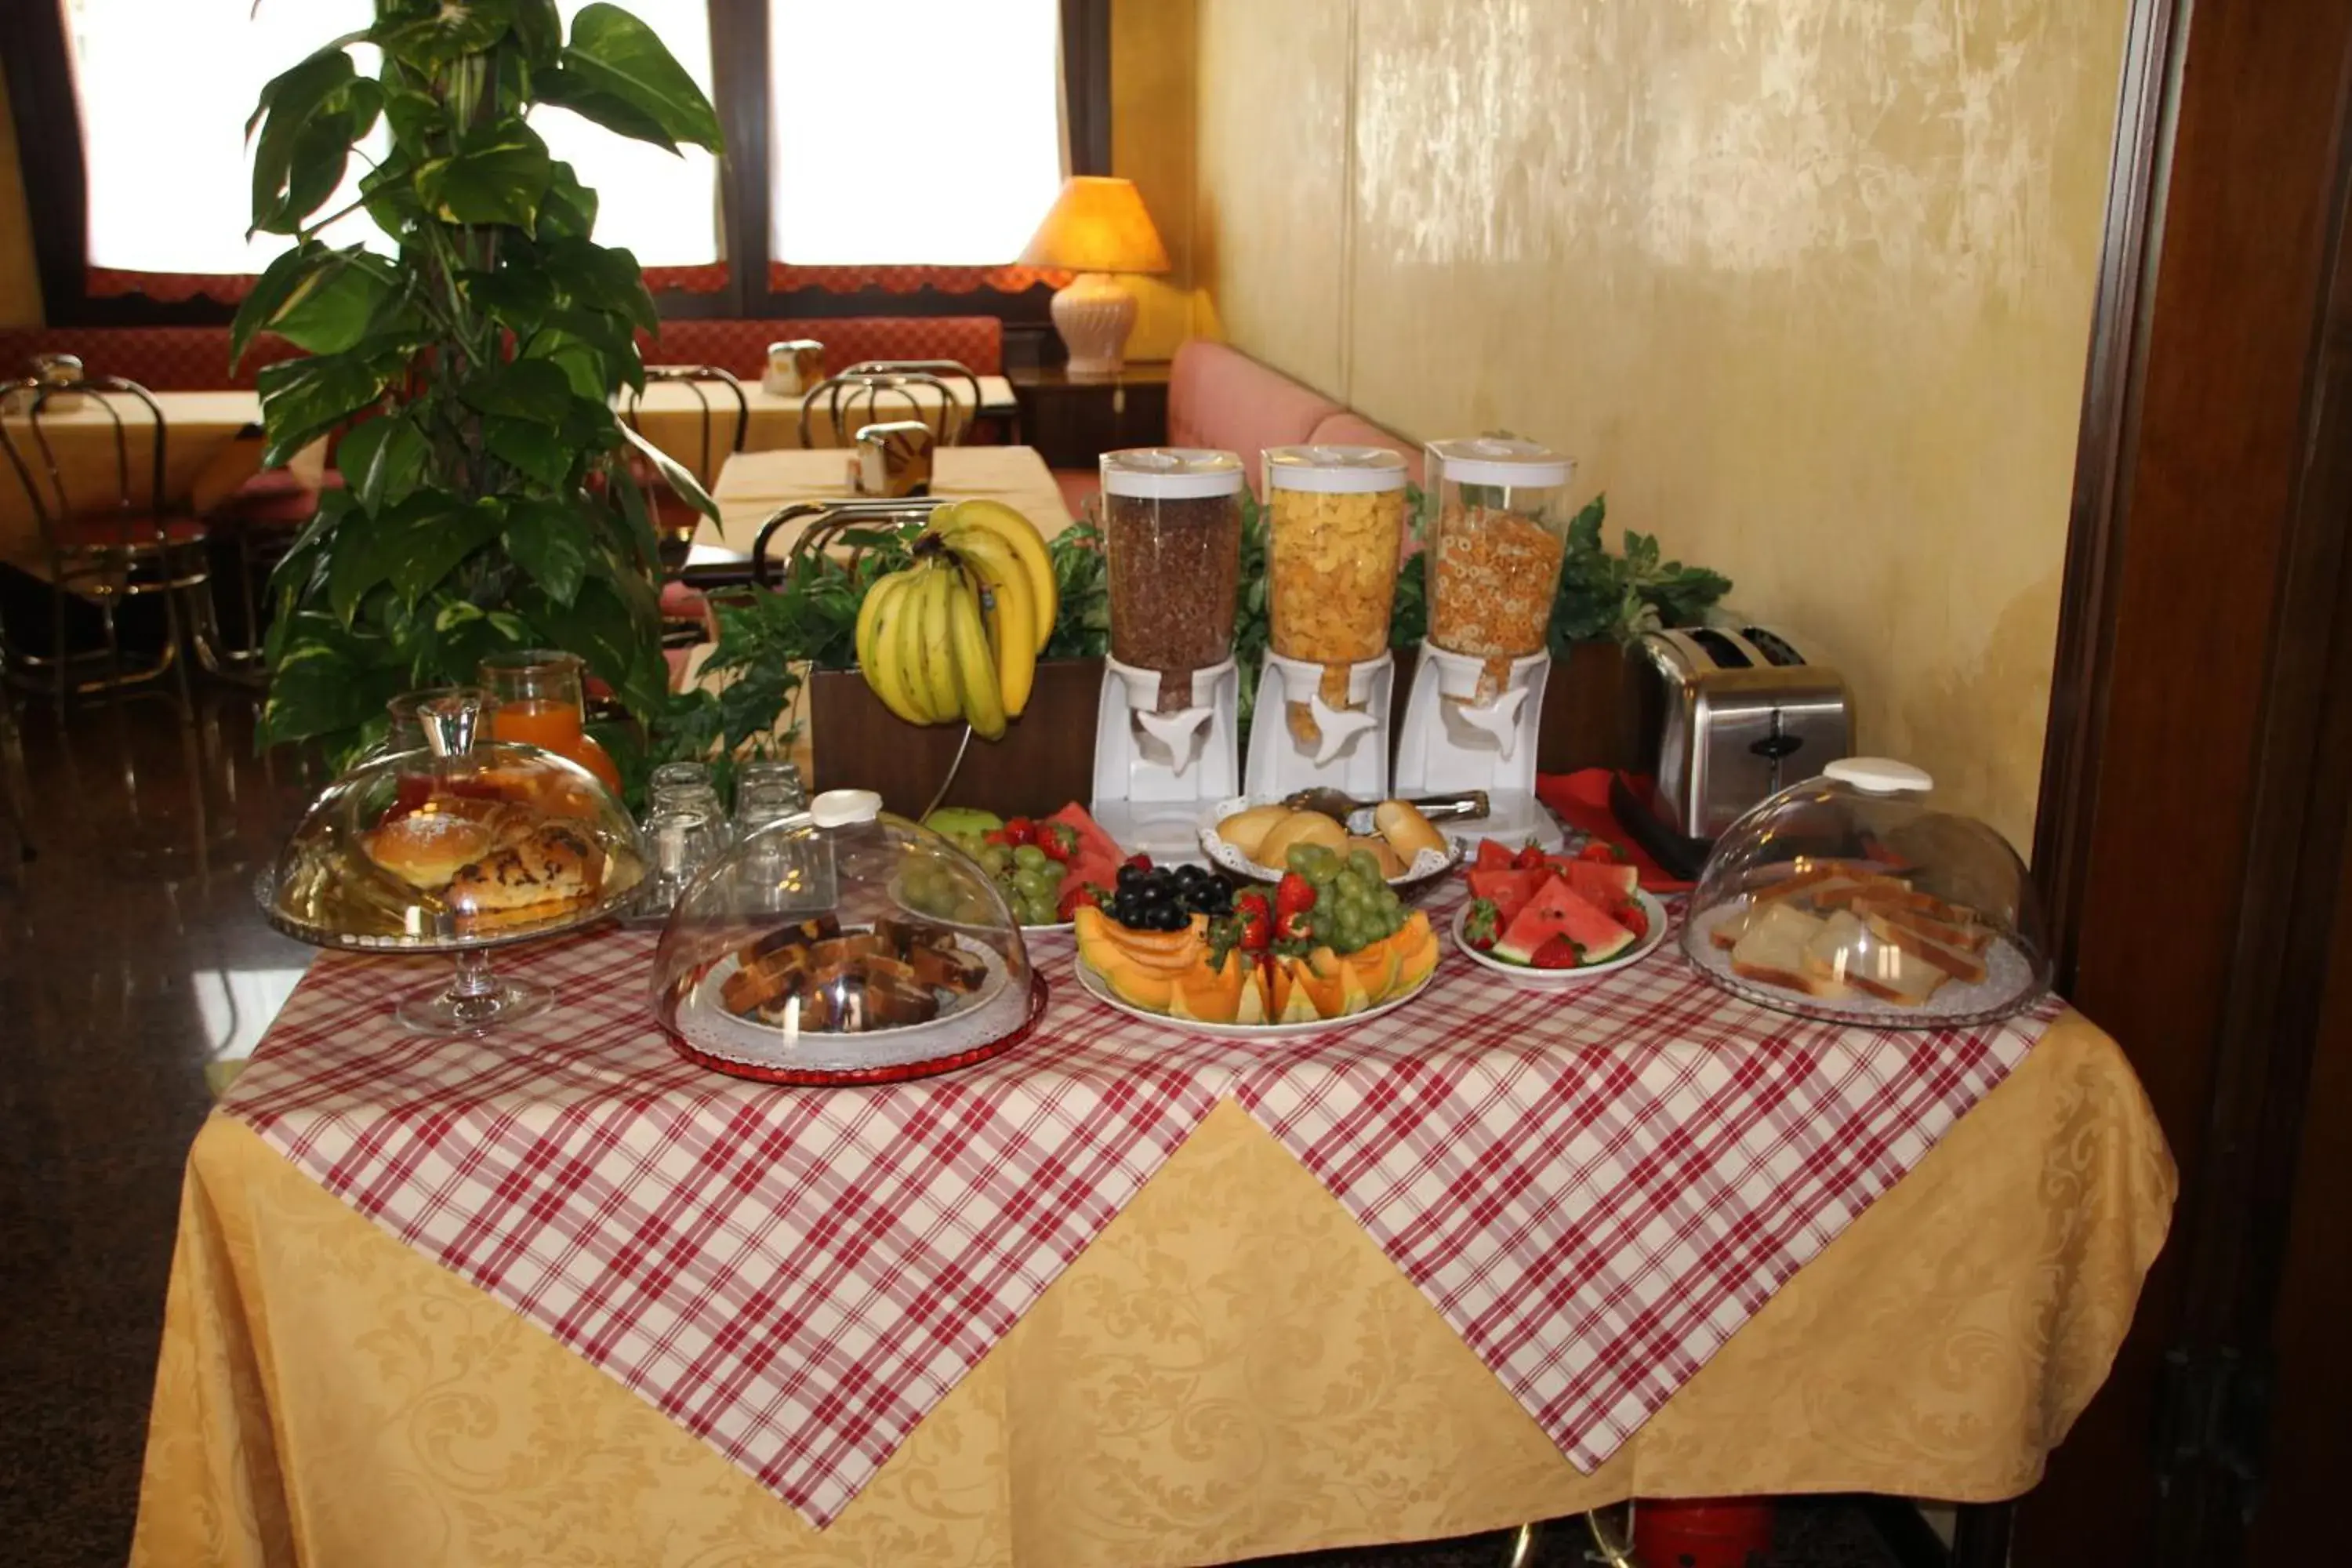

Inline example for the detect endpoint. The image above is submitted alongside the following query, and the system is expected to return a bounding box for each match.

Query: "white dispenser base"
[1091,654,1238,865]
[1243,649,1392,800]
[1394,641,1563,851]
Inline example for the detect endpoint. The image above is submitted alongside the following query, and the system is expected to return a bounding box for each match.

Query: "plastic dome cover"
[1680,757,2053,1028]
[652,789,1036,1076]
[265,739,647,949]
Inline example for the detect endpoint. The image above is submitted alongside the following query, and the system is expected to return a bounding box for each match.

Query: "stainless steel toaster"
[1625,624,1852,844]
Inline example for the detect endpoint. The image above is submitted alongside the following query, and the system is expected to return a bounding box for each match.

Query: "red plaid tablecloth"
[222,891,2054,1526]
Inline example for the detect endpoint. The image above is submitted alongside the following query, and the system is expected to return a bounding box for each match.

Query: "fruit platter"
[1074,842,1440,1035]
[1451,839,1668,983]
[1201,796,1463,891]
[916,801,1131,929]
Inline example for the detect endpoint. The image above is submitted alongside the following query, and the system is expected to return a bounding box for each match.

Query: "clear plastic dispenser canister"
[1263,443,1407,746]
[1099,448,1245,712]
[1423,437,1575,695]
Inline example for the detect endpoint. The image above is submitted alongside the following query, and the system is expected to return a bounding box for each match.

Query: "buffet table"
[626,374,1017,470]
[132,894,2173,1568]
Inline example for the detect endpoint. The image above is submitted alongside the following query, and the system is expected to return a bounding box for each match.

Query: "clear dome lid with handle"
[651,789,1038,1079]
[1679,758,2053,1027]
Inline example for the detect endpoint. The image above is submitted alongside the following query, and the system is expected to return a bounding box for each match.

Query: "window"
[60,0,719,277]
[764,0,1065,266]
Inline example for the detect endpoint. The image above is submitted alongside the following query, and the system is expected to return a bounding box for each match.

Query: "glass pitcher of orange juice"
[477,650,623,794]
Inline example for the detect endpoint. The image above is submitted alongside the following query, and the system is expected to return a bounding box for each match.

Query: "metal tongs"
[1279,788,1490,824]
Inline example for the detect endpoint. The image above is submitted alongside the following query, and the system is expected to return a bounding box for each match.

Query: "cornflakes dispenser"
[1091,448,1246,861]
[1246,445,1409,799]
[1393,437,1575,849]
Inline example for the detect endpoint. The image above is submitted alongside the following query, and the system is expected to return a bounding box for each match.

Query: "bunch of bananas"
[855,499,1059,742]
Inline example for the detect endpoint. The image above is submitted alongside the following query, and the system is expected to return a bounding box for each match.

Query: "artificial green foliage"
[239,0,723,767]
[1546,494,1733,652]
[1041,521,1112,661]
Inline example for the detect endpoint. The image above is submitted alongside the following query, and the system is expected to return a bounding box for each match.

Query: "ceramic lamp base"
[1051,272,1139,377]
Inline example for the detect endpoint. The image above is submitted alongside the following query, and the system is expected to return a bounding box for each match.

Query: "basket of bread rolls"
[1200,794,1464,896]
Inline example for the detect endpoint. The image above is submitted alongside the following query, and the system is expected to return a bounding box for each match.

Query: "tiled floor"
[0,686,1912,1567]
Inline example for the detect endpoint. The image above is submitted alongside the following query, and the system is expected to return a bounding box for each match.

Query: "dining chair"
[624,366,752,652]
[840,359,986,437]
[748,495,941,591]
[0,374,211,712]
[797,371,962,450]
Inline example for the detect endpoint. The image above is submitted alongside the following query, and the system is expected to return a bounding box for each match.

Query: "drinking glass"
[478,650,623,793]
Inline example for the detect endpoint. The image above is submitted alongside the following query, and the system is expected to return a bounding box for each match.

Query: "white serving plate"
[1072,953,1435,1040]
[1449,888,1669,985]
[1197,794,1465,888]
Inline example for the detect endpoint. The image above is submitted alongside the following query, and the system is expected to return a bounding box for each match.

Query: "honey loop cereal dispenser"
[1246,445,1410,799]
[1393,437,1575,849]
[1090,448,1246,862]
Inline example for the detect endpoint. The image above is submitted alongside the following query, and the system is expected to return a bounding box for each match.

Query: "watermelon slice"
[1044,802,1123,870]
[1466,866,1551,927]
[1566,859,1639,907]
[1474,839,1517,872]
[1494,879,1635,965]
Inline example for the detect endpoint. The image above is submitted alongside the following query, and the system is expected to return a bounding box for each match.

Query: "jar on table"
[1423,437,1576,694]
[1263,444,1408,746]
[477,649,625,794]
[1099,448,1245,711]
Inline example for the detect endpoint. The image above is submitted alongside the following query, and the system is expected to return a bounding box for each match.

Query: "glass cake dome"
[260,688,648,1034]
[1679,757,2053,1028]
[651,788,1041,1083]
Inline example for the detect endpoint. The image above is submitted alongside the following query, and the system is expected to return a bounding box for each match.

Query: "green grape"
[1288,843,1336,879]
[1333,870,1366,900]
[978,844,1012,876]
[1013,866,1050,899]
[1013,844,1048,870]
[1040,861,1067,885]
[1347,850,1383,884]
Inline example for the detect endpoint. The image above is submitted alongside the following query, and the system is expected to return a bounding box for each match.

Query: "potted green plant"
[1537,494,1732,771]
[234,0,723,781]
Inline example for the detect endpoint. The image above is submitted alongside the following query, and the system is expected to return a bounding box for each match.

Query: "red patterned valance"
[767,263,1070,295]
[88,267,258,303]
[89,261,731,303]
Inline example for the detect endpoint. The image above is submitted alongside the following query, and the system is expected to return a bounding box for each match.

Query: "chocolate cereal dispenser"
[1090,448,1245,862]
[1245,445,1409,800]
[1393,437,1575,850]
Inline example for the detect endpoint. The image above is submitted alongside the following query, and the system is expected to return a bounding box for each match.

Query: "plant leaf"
[413,120,553,229]
[510,0,564,64]
[561,3,722,152]
[463,267,556,334]
[519,575,639,699]
[229,241,327,366]
[268,249,397,354]
[256,353,390,468]
[485,414,574,488]
[503,498,593,605]
[387,496,503,603]
[358,416,430,514]
[372,0,517,70]
[262,623,404,746]
[618,421,717,519]
[534,64,678,153]
[459,358,575,423]
[537,160,598,239]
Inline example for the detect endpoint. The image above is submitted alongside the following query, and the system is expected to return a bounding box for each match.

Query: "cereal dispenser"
[1393,437,1575,849]
[1245,445,1409,799]
[1090,448,1246,861]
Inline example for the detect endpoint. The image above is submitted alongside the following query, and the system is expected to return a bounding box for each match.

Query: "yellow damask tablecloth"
[132,1011,2172,1568]
[625,375,1017,472]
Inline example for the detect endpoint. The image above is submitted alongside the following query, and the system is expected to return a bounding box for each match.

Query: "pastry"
[1373,799,1447,863]
[1254,810,1348,871]
[1215,803,1294,861]
[361,799,533,890]
[445,822,605,933]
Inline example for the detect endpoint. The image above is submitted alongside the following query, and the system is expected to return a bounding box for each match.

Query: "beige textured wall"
[1111,0,1199,363]
[0,62,42,325]
[1193,0,2127,854]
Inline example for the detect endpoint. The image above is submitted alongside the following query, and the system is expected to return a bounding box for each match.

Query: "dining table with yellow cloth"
[0,389,295,579]
[699,443,1076,566]
[131,1007,2171,1568]
[622,375,1018,477]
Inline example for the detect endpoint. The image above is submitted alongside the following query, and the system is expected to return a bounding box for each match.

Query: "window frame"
[0,0,1110,329]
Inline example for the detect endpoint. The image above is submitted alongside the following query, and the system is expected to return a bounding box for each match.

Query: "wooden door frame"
[2012,0,2352,1562]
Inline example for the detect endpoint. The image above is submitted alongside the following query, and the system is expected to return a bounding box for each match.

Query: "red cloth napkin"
[1536,769,1694,894]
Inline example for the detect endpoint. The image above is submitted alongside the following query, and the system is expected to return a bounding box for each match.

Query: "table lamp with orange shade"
[1018,176,1171,378]
[478,650,623,795]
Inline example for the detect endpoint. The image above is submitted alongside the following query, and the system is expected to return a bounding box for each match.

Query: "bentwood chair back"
[0,375,210,709]
[839,359,984,441]
[749,496,940,590]
[625,365,750,574]
[797,372,960,450]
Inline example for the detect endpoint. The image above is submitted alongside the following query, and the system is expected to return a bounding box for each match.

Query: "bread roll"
[1374,800,1447,865]
[1215,802,1294,861]
[1254,810,1347,871]
[362,811,501,890]
[1347,833,1406,879]
[445,823,605,932]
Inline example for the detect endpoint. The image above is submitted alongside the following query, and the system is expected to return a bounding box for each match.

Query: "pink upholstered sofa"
[1057,339,1421,520]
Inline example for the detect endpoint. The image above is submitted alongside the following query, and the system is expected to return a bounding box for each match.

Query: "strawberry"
[1617,900,1650,940]
[1513,842,1548,871]
[1003,818,1036,848]
[1234,890,1274,950]
[982,829,1012,848]
[1475,839,1516,872]
[1057,881,1107,920]
[1123,852,1155,874]
[1036,821,1080,863]
[1273,872,1317,921]
[1275,908,1316,946]
[1461,897,1501,951]
[1530,935,1584,969]
[1577,840,1621,863]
